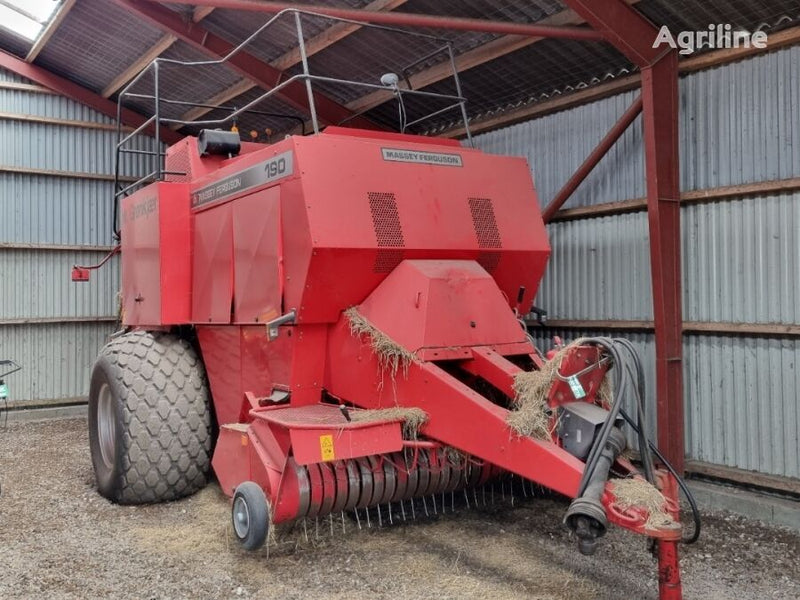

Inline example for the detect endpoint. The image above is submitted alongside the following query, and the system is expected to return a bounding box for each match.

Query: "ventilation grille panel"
[373,249,405,273]
[469,197,502,272]
[369,192,405,273]
[468,197,502,249]
[369,192,405,247]
[165,144,192,183]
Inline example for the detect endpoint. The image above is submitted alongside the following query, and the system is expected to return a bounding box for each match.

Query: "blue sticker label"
[567,375,586,399]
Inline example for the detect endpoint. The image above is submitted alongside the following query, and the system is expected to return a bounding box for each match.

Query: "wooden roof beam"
[101,4,214,99]
[25,0,77,62]
[111,0,377,129]
[345,0,640,116]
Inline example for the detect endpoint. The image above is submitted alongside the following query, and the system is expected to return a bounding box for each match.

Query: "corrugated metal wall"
[0,322,118,403]
[1,43,797,480]
[0,67,156,405]
[475,45,800,481]
[477,46,800,204]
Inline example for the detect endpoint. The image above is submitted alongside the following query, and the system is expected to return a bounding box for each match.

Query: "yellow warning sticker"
[319,434,335,461]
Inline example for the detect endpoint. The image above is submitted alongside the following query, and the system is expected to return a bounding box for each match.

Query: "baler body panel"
[231,187,283,324]
[192,203,234,323]
[356,259,528,354]
[120,182,192,326]
[291,131,550,323]
[116,129,680,546]
[120,131,550,331]
[120,130,553,425]
[196,325,291,426]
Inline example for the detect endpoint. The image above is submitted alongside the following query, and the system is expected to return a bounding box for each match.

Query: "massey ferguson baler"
[78,10,699,599]
[86,126,695,598]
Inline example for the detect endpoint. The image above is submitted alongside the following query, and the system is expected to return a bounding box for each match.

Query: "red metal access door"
[192,186,283,325]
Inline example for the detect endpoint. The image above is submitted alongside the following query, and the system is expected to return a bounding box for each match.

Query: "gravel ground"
[0,418,797,600]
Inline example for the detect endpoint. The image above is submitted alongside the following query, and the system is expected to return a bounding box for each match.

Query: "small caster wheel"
[232,481,270,551]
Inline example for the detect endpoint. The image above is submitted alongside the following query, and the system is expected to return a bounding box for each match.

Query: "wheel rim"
[97,383,116,469]
[233,496,251,539]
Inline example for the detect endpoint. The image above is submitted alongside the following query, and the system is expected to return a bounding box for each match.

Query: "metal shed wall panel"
[0,249,119,320]
[683,193,800,325]
[0,175,115,247]
[0,121,159,179]
[539,212,652,320]
[530,329,800,479]
[475,47,800,480]
[0,86,116,125]
[0,322,115,403]
[0,69,27,84]
[681,47,800,191]
[539,193,800,325]
[0,67,149,405]
[684,335,800,480]
[475,45,800,209]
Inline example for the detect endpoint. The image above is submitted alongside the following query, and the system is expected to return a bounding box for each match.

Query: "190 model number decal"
[191,151,293,209]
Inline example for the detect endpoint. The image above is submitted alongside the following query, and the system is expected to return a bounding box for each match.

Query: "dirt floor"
[0,418,798,600]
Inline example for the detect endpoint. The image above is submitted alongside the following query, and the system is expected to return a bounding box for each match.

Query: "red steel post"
[641,52,684,473]
[560,0,684,474]
[541,95,642,223]
[657,473,683,599]
[658,540,683,600]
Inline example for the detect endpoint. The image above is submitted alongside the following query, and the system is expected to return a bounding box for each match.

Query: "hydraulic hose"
[614,338,656,485]
[620,408,702,544]
[575,337,628,496]
[563,336,701,547]
[564,337,631,553]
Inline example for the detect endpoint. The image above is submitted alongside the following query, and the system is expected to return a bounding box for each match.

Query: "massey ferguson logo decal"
[191,151,293,208]
[381,147,463,167]
[122,195,156,223]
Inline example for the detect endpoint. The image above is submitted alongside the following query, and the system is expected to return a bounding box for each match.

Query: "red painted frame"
[160,1,606,41]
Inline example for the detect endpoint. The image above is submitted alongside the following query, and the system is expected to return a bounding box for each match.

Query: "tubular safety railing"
[112,8,474,237]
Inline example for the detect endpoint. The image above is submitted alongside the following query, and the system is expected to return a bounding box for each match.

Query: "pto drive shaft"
[564,427,626,555]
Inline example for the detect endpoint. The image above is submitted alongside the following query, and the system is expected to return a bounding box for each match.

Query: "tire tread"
[96,331,211,504]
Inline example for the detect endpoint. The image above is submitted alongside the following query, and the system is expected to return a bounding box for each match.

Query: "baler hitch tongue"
[564,427,627,555]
